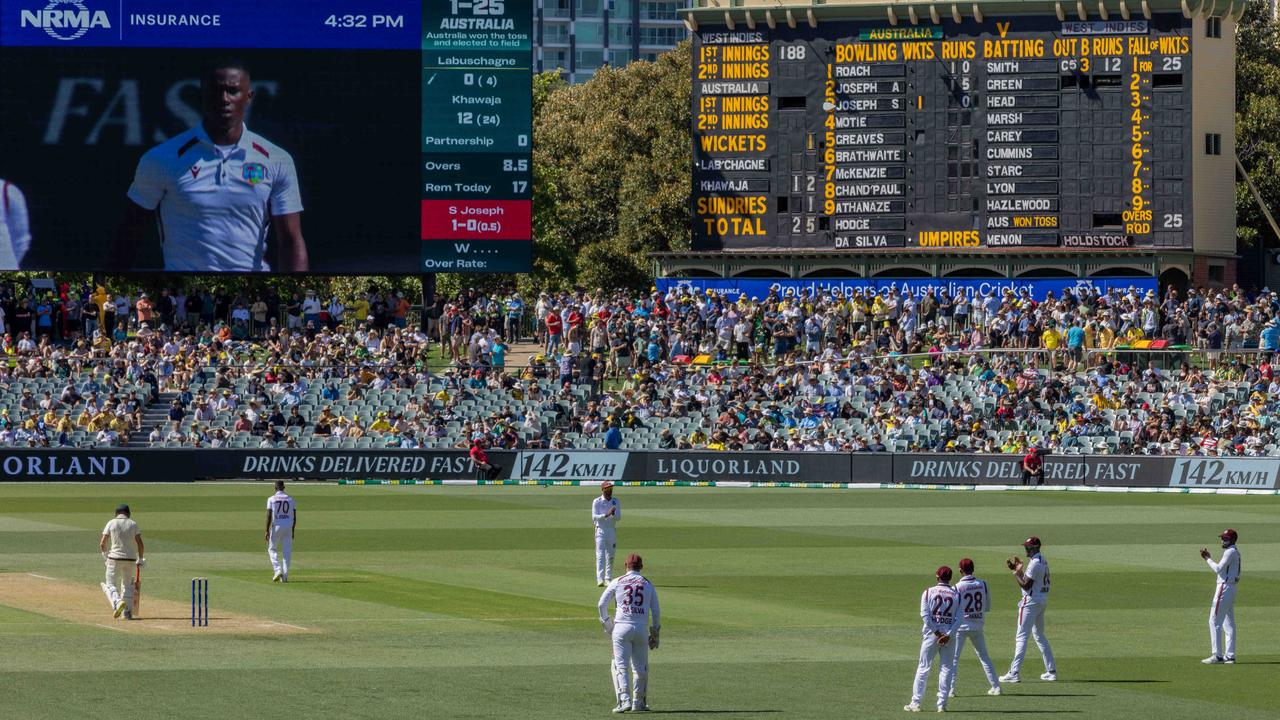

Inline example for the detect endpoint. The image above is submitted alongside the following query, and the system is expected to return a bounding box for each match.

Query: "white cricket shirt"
[267,491,296,527]
[127,123,302,271]
[0,180,31,270]
[102,514,140,560]
[1021,554,1050,602]
[592,494,620,532]
[1208,546,1240,584]
[920,582,961,636]
[953,575,990,629]
[599,571,660,626]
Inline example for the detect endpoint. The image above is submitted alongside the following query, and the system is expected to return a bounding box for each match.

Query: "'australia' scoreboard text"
[691,16,1193,252]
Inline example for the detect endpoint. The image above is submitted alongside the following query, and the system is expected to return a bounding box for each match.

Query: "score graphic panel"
[691,16,1192,252]
[421,0,533,272]
[0,0,531,274]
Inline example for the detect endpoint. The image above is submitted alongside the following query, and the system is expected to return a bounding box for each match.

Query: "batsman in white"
[1000,536,1056,684]
[592,481,620,586]
[950,558,1001,697]
[99,503,145,620]
[598,553,661,713]
[265,480,296,582]
[1200,528,1241,664]
[905,565,960,713]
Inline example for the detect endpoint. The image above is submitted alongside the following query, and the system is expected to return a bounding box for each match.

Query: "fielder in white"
[1001,536,1057,683]
[593,481,620,586]
[1200,528,1241,664]
[950,558,1002,697]
[598,553,661,713]
[265,480,296,582]
[906,565,961,713]
[99,503,145,620]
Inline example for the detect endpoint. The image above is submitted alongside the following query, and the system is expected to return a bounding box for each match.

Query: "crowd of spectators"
[0,280,1278,456]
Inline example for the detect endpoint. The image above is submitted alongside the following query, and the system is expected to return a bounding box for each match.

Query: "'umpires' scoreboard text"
[691,15,1193,252]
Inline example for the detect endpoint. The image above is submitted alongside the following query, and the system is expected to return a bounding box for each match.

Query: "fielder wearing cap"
[1001,536,1057,683]
[112,59,308,271]
[950,558,1002,697]
[598,553,660,713]
[99,503,145,620]
[592,481,620,587]
[906,565,961,712]
[1199,528,1241,664]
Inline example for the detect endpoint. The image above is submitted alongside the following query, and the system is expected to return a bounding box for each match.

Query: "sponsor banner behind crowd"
[654,277,1158,304]
[0,449,1277,488]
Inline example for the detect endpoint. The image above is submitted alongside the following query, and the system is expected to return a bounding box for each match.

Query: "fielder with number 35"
[598,553,660,713]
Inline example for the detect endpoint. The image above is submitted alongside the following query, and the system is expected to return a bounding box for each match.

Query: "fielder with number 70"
[598,553,661,713]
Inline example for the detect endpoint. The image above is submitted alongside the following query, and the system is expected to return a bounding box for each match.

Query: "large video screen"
[691,15,1192,251]
[0,0,532,273]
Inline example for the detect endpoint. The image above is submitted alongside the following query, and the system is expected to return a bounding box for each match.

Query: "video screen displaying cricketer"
[0,0,533,273]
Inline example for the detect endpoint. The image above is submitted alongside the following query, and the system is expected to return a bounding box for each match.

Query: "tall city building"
[534,0,687,82]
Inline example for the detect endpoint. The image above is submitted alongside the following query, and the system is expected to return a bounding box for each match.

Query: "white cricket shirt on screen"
[126,124,303,271]
[0,180,31,270]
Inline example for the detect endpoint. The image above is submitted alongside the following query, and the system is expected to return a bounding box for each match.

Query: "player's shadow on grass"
[649,710,781,714]
[1063,679,1168,683]
[943,711,1083,714]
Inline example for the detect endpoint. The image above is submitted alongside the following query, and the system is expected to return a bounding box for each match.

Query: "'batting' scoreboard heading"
[691,15,1193,252]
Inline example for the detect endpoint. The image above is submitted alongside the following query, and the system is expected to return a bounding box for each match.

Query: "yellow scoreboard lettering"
[916,230,981,247]
[697,133,768,153]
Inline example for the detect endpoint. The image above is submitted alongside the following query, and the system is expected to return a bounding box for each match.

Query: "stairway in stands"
[129,391,178,447]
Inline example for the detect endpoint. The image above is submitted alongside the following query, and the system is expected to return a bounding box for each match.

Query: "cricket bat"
[131,564,141,617]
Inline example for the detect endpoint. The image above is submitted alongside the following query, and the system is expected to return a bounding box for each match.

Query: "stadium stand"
[0,281,1278,456]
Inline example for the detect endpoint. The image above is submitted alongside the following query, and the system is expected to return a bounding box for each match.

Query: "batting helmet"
[936,565,953,583]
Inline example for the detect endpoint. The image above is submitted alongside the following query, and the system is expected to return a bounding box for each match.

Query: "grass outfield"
[0,484,1275,720]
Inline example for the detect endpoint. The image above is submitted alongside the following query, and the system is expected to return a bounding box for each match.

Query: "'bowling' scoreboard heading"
[690,15,1193,252]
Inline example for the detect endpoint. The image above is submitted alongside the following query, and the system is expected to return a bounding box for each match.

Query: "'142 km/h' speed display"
[691,15,1192,253]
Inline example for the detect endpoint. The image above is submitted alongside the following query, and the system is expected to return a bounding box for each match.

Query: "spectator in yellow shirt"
[1041,324,1062,366]
[368,412,392,433]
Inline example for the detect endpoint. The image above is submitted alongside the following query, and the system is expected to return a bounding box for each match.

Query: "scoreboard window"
[691,14,1194,252]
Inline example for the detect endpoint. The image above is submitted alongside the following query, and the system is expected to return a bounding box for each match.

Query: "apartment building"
[534,0,687,82]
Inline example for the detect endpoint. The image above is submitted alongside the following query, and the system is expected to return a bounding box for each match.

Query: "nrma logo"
[19,0,111,41]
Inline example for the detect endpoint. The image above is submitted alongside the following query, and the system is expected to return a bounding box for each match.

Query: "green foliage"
[1236,3,1280,248]
[530,43,691,291]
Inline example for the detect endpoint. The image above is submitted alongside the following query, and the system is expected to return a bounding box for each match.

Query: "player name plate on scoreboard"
[690,14,1192,252]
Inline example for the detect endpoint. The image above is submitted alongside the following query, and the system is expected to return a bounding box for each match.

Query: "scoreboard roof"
[681,0,1245,25]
